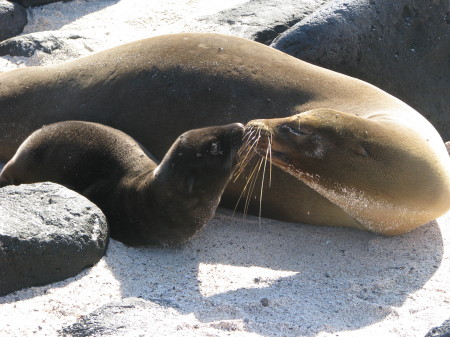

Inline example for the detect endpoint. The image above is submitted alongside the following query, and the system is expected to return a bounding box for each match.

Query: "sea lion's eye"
[280,125,309,136]
[210,142,222,155]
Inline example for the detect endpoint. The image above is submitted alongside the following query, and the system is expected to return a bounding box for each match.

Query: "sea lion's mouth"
[231,123,245,150]
[254,147,289,166]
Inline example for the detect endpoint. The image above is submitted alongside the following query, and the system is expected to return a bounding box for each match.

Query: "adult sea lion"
[0,121,244,246]
[0,33,448,234]
[244,109,450,235]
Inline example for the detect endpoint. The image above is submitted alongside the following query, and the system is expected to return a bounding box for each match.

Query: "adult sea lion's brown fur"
[0,33,449,234]
[246,109,450,235]
[0,121,244,246]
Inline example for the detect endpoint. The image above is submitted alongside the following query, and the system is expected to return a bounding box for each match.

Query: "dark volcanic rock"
[272,0,450,140]
[60,298,175,336]
[0,182,108,296]
[200,0,331,44]
[424,318,450,337]
[0,32,83,57]
[0,0,27,42]
[9,0,66,7]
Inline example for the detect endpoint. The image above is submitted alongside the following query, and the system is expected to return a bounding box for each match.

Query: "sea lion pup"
[0,121,244,246]
[0,33,449,234]
[243,109,450,235]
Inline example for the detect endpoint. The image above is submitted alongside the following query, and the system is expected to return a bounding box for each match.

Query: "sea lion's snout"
[230,122,245,149]
[245,119,270,134]
[243,119,275,157]
[232,122,245,130]
[220,123,245,169]
[226,122,244,140]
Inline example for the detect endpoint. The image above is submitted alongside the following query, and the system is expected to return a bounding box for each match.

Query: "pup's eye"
[210,142,222,155]
[279,125,309,136]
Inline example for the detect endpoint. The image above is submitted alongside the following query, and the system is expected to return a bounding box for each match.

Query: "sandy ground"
[0,0,248,70]
[0,1,449,336]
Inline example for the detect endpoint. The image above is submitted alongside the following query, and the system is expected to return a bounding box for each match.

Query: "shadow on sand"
[100,208,443,336]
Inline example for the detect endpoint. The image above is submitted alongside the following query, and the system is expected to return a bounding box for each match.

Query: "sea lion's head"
[150,123,244,245]
[244,108,450,234]
[244,108,373,186]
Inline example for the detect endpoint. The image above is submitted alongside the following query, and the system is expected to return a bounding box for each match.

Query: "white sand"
[0,1,449,336]
[0,0,247,71]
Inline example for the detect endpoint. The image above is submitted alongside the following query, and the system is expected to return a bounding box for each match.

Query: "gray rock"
[424,318,450,337]
[0,182,108,296]
[9,0,67,7]
[0,0,27,42]
[272,0,450,140]
[0,31,83,57]
[199,0,331,44]
[60,298,173,336]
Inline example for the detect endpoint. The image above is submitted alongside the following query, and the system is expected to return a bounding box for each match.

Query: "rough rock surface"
[0,31,84,57]
[0,182,108,296]
[60,298,176,336]
[0,0,27,42]
[424,318,450,337]
[271,0,450,140]
[9,0,65,7]
[198,0,331,44]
